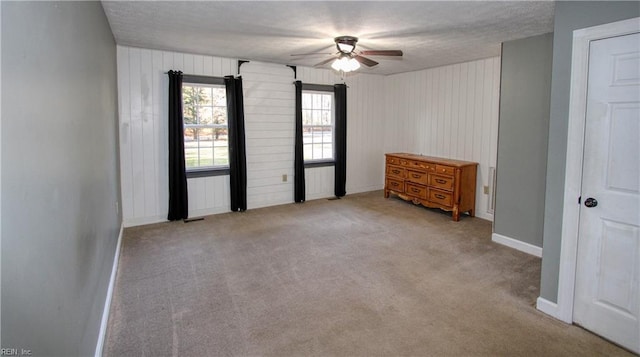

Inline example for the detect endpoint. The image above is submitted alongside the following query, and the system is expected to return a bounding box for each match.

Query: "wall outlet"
[282,174,287,182]
[483,185,490,195]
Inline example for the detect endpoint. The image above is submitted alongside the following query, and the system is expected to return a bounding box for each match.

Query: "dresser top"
[386,153,478,168]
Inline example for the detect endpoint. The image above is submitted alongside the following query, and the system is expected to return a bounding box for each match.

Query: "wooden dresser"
[384,153,478,221]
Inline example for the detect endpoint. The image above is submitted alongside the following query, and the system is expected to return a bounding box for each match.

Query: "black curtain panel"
[294,81,306,203]
[225,75,247,212]
[334,83,347,198]
[167,70,189,221]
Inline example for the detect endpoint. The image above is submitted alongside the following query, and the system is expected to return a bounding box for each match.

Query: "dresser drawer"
[411,160,436,172]
[429,189,453,207]
[429,174,454,191]
[386,165,405,179]
[386,156,400,166]
[386,178,404,192]
[406,169,429,185]
[435,164,455,176]
[406,182,428,199]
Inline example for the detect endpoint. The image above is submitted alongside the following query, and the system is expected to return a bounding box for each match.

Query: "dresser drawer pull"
[401,160,407,165]
[391,182,399,187]
[434,194,446,199]
[392,169,401,174]
[435,179,447,184]
[411,188,421,193]
[411,174,422,178]
[441,169,447,172]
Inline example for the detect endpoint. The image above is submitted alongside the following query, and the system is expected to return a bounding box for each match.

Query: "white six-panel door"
[573,32,640,353]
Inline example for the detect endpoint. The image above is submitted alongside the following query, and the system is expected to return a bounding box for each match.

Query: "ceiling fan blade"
[354,55,379,67]
[290,52,335,57]
[359,50,403,56]
[314,57,337,67]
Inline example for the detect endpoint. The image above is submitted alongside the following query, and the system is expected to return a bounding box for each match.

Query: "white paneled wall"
[118,46,387,226]
[384,57,501,220]
[297,68,388,199]
[118,44,497,226]
[241,62,296,208]
[117,46,237,226]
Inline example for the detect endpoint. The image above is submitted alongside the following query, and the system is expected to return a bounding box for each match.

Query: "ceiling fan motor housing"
[335,36,358,54]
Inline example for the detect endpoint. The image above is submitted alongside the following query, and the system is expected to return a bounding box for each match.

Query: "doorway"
[555,18,640,352]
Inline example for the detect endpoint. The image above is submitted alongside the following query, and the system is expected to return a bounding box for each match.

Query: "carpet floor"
[104,191,634,356]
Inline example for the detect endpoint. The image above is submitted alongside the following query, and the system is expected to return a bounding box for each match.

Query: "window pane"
[313,110,322,125]
[301,90,334,163]
[197,129,213,167]
[322,127,332,143]
[214,140,229,166]
[303,126,313,144]
[199,87,212,105]
[312,143,323,159]
[323,143,333,159]
[302,93,311,108]
[182,82,229,170]
[199,107,213,124]
[322,94,331,109]
[184,128,198,168]
[302,110,312,125]
[303,144,313,160]
[213,107,227,125]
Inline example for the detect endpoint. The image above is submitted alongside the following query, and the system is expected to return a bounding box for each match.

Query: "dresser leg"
[452,206,460,221]
[469,208,475,217]
[384,190,389,198]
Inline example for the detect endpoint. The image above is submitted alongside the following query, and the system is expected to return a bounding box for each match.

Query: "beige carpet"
[105,191,633,356]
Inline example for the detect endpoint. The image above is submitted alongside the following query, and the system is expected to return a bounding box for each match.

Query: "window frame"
[301,83,335,168]
[182,75,230,178]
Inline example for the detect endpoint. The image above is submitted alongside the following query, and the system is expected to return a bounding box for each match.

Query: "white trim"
[536,297,563,320]
[123,215,166,228]
[94,223,124,357]
[556,17,640,325]
[491,233,542,257]
[124,207,231,227]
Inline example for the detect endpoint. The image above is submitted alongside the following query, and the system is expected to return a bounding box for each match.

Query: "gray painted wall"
[1,2,120,355]
[540,1,640,303]
[494,33,553,248]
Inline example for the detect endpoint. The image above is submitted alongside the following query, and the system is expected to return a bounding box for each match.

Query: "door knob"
[584,197,598,208]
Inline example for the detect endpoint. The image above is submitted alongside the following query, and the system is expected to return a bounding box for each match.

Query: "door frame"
[553,17,640,324]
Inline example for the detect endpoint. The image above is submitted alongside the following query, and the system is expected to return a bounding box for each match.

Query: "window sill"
[186,167,230,178]
[304,160,335,168]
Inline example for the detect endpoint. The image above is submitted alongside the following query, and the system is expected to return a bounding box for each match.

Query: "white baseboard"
[491,233,542,257]
[123,215,165,228]
[536,296,565,321]
[95,223,124,357]
[189,206,229,218]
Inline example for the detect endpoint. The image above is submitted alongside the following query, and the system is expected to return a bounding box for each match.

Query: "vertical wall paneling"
[117,48,133,220]
[117,46,237,226]
[297,69,387,200]
[119,48,387,225]
[384,57,501,221]
[241,62,296,209]
[119,44,497,225]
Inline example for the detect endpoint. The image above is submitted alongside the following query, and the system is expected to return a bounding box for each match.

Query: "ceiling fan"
[292,36,403,72]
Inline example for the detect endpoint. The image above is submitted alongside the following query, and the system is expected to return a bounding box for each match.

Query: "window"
[182,76,228,176]
[302,90,334,163]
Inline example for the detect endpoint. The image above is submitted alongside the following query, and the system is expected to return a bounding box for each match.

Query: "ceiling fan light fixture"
[331,55,360,72]
[337,42,355,53]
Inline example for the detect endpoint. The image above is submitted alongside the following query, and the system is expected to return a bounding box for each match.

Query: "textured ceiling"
[101,1,555,75]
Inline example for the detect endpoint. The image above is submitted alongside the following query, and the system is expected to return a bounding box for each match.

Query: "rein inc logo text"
[1,348,32,356]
